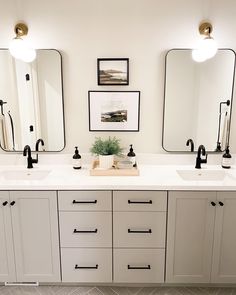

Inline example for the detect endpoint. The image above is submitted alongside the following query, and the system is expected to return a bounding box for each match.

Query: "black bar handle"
[73,200,97,204]
[75,264,98,269]
[2,201,8,206]
[128,229,152,234]
[128,264,151,270]
[219,201,224,206]
[128,200,152,204]
[10,201,15,206]
[73,228,98,234]
[211,201,216,206]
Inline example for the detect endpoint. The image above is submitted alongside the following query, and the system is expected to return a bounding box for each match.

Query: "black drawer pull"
[128,264,151,270]
[10,201,15,206]
[211,201,216,206]
[128,229,152,234]
[128,200,152,204]
[219,201,224,206]
[72,200,97,204]
[73,228,98,234]
[2,201,8,206]
[75,264,98,269]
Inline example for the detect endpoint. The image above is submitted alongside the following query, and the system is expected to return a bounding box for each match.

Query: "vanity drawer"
[59,212,112,247]
[113,212,166,248]
[58,191,112,211]
[61,248,112,282]
[113,191,167,211]
[114,248,165,283]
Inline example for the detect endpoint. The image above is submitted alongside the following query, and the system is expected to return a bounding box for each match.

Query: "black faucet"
[23,145,37,169]
[195,145,208,169]
[186,139,194,152]
[35,139,45,163]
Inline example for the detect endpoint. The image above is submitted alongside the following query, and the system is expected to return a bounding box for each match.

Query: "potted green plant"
[90,137,123,169]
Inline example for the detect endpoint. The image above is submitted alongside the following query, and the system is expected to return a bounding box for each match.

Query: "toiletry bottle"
[222,146,232,169]
[73,146,81,169]
[127,144,136,167]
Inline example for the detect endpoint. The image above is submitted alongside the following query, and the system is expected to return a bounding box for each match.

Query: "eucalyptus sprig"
[90,137,123,156]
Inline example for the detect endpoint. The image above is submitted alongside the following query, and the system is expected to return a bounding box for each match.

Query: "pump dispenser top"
[127,144,135,156]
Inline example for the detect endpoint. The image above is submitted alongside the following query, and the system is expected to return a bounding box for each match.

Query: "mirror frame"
[162,48,236,153]
[0,48,66,153]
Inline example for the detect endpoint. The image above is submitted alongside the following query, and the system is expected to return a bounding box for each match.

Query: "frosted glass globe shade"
[9,38,27,60]
[192,49,207,62]
[9,37,36,62]
[198,37,217,59]
[21,47,37,63]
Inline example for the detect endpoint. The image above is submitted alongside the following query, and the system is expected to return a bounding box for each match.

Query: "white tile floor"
[0,286,236,295]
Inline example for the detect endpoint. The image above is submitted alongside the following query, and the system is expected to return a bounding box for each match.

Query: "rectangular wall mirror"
[162,48,236,152]
[0,49,65,152]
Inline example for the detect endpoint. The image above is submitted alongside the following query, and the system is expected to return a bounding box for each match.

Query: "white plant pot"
[99,154,114,169]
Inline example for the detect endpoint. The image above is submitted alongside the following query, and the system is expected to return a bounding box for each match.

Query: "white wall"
[0,0,236,154]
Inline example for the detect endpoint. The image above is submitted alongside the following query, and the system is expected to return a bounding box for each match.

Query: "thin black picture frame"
[97,58,129,85]
[88,90,140,132]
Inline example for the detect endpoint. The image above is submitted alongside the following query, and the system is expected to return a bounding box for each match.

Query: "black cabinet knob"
[211,201,216,206]
[2,201,8,206]
[219,201,224,206]
[10,201,15,206]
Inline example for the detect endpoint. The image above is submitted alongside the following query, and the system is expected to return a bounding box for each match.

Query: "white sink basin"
[1,170,51,180]
[177,169,226,181]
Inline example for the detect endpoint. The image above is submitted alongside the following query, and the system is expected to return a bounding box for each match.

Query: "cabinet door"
[166,191,216,283]
[211,192,236,283]
[0,191,16,282]
[10,191,60,282]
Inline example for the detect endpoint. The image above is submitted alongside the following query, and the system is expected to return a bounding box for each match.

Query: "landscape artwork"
[97,58,129,85]
[101,100,127,123]
[89,91,140,131]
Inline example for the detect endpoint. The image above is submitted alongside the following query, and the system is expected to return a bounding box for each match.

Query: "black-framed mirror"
[0,49,65,152]
[162,48,236,152]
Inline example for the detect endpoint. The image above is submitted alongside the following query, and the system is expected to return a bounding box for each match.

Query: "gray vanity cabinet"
[0,191,60,283]
[211,192,236,283]
[59,191,112,283]
[113,191,167,283]
[0,192,16,282]
[166,191,236,284]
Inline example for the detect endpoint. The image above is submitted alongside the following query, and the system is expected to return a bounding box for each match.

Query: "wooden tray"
[90,160,139,176]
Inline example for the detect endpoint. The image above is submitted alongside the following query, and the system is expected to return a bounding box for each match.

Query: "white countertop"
[1,163,236,191]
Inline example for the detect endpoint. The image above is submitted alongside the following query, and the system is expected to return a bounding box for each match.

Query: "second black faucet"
[195,145,208,169]
[23,145,37,169]
[23,139,45,169]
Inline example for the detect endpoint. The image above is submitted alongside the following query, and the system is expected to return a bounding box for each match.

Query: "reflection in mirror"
[162,49,235,152]
[0,49,65,152]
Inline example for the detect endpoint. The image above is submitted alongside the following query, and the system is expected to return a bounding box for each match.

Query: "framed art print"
[89,91,140,131]
[97,58,129,85]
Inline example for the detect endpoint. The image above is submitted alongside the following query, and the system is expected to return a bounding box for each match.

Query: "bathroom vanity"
[0,162,236,285]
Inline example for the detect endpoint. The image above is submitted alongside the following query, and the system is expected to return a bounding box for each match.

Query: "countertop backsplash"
[0,153,229,166]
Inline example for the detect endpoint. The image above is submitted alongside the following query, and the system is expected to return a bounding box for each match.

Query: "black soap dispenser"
[73,146,81,169]
[222,146,232,169]
[127,144,136,167]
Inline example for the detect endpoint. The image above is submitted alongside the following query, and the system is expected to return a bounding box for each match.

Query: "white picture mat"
[89,91,139,131]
